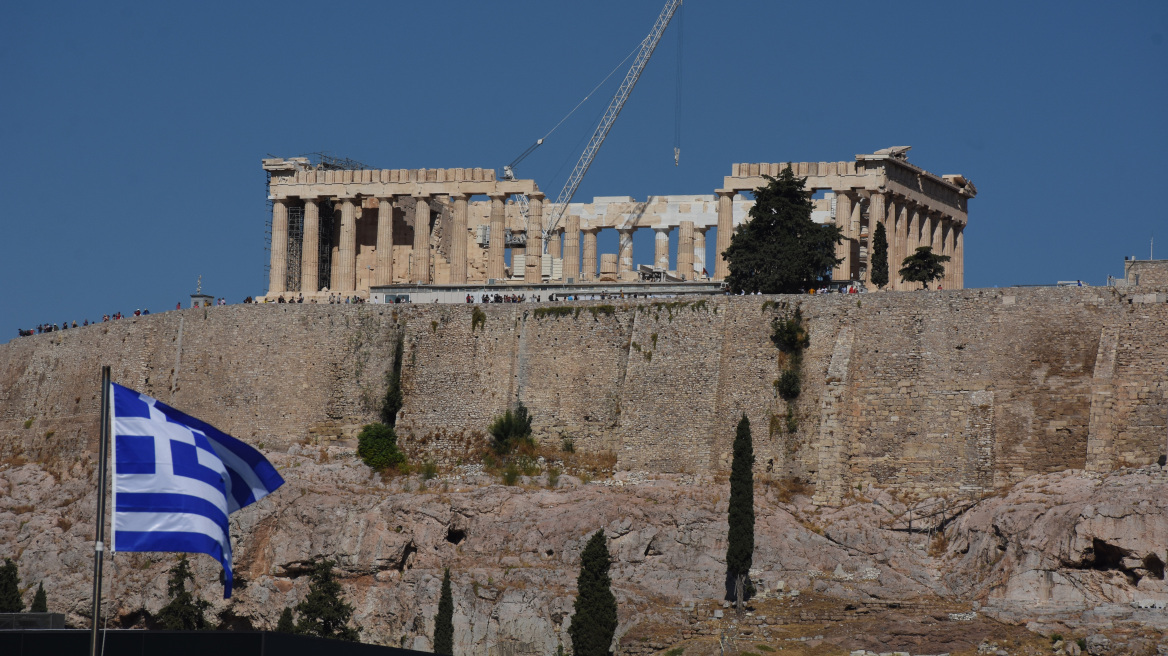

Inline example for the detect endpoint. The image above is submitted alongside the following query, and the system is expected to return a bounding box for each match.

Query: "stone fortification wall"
[1,288,1165,502]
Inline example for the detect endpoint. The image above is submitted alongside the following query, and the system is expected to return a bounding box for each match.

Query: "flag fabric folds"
[110,383,284,597]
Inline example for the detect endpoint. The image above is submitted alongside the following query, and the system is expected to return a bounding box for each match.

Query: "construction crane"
[504,0,682,251]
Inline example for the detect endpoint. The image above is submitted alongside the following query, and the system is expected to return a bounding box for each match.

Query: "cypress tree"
[275,606,295,633]
[726,415,755,612]
[0,558,23,612]
[568,531,618,656]
[870,222,889,289]
[433,568,454,655]
[156,555,211,630]
[31,581,47,612]
[294,560,359,641]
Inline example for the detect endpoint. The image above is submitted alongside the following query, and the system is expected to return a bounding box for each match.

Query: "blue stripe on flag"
[114,531,235,596]
[116,492,230,529]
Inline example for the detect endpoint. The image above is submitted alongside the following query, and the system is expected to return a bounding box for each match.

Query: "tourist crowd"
[16,309,153,337]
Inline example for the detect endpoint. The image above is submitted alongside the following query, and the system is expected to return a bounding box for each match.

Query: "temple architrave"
[261,146,975,298]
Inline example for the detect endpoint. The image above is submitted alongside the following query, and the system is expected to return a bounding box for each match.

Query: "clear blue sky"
[3,1,1165,338]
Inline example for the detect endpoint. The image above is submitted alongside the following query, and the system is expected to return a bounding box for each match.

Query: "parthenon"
[261,146,975,298]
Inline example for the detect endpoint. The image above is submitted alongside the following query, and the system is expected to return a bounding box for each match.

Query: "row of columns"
[822,190,965,291]
[269,192,758,294]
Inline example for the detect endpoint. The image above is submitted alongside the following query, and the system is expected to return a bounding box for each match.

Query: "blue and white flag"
[110,383,284,597]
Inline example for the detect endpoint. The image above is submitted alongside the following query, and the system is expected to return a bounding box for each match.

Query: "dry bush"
[773,476,812,503]
[57,517,73,532]
[928,530,949,557]
[10,504,35,515]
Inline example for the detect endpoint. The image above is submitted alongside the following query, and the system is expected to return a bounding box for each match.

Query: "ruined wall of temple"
[2,289,1164,502]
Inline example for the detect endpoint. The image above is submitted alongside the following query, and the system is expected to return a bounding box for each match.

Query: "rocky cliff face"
[3,447,1165,652]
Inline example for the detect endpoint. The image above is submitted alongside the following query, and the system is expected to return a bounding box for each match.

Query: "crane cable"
[674,0,683,166]
[509,40,644,173]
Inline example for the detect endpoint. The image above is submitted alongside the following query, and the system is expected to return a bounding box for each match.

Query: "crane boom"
[543,0,682,242]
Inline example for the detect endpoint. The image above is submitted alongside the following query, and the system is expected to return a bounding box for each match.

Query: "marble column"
[450,194,468,284]
[833,191,853,281]
[942,217,955,289]
[890,198,906,290]
[905,203,921,291]
[930,210,944,257]
[525,193,544,283]
[412,195,431,284]
[866,192,886,289]
[336,197,357,292]
[488,193,507,281]
[618,229,635,280]
[374,197,394,287]
[653,228,671,271]
[582,228,599,281]
[677,220,695,280]
[548,228,562,261]
[301,198,320,293]
[563,215,581,282]
[269,198,289,295]
[954,225,965,289]
[714,190,734,280]
[850,197,863,280]
[694,227,708,278]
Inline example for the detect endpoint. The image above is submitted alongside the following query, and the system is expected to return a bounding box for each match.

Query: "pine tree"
[275,606,295,633]
[726,415,755,613]
[433,567,454,655]
[568,531,618,656]
[899,246,950,289]
[30,581,47,612]
[155,554,211,630]
[294,560,359,641]
[0,558,23,612]
[723,167,842,294]
[870,222,889,289]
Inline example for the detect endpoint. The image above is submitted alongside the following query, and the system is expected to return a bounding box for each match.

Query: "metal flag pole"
[90,366,111,656]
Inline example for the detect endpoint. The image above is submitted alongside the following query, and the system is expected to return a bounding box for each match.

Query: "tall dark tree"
[381,335,404,427]
[899,246,950,289]
[870,222,889,289]
[433,568,454,655]
[295,560,359,641]
[156,555,211,630]
[568,531,618,656]
[723,167,842,294]
[0,558,23,612]
[275,606,295,633]
[30,581,47,612]
[726,415,755,612]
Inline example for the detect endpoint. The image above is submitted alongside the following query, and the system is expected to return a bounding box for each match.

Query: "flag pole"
[90,366,111,656]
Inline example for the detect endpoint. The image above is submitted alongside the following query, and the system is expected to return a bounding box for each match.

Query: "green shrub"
[777,370,801,400]
[421,460,438,481]
[22,418,33,430]
[488,402,534,455]
[587,305,616,319]
[665,649,685,656]
[561,437,575,453]
[770,307,809,353]
[547,467,560,488]
[501,463,520,486]
[472,307,486,332]
[356,423,406,471]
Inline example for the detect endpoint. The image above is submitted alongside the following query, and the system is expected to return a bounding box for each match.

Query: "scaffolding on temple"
[263,153,367,292]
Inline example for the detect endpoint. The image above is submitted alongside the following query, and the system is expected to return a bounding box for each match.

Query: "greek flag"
[110,383,284,597]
